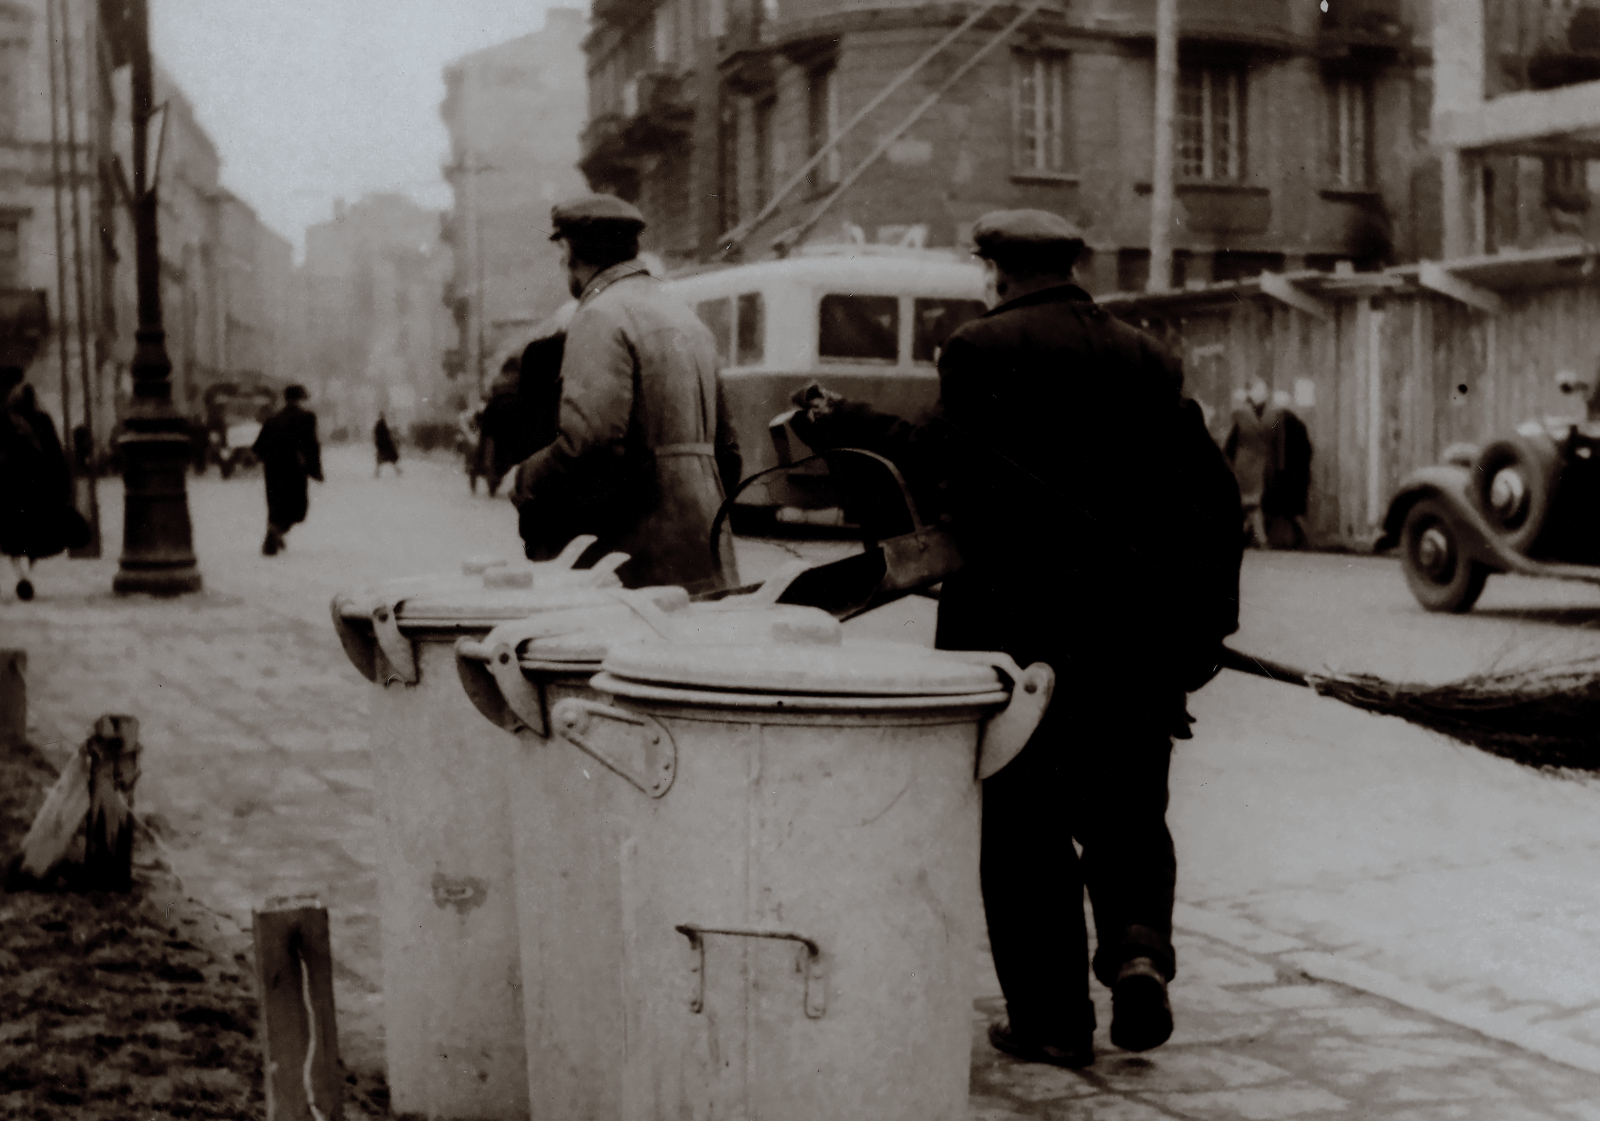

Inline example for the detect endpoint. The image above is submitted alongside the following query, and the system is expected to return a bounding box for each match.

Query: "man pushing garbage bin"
[508,194,741,594]
[790,209,1243,1069]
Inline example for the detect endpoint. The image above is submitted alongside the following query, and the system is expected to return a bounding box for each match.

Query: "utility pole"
[1148,0,1178,292]
[113,0,202,595]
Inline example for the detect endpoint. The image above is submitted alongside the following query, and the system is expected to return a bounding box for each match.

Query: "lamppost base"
[112,565,203,597]
[114,428,202,597]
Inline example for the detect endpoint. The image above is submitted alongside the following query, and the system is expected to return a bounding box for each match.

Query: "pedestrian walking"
[252,384,323,556]
[0,368,89,600]
[1225,380,1310,549]
[509,194,741,593]
[1224,379,1274,548]
[789,209,1243,1068]
[373,412,401,477]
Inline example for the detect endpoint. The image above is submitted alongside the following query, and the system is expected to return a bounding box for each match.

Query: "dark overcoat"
[253,405,323,530]
[511,260,741,594]
[0,396,82,559]
[799,283,1242,715]
[373,418,399,464]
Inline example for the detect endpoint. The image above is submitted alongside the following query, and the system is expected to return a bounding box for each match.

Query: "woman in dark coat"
[373,412,401,477]
[252,385,323,556]
[0,369,88,599]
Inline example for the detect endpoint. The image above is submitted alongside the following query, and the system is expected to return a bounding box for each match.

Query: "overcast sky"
[150,0,583,256]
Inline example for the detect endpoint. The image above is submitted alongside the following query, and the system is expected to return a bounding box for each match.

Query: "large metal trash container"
[329,538,686,1120]
[552,639,1053,1121]
[453,596,841,1120]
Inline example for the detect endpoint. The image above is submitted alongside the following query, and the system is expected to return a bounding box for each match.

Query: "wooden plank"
[1434,78,1600,152]
[1419,261,1504,315]
[0,649,23,747]
[6,743,90,888]
[1260,272,1331,320]
[254,898,344,1121]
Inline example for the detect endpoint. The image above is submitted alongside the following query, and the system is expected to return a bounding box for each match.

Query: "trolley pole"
[113,0,202,596]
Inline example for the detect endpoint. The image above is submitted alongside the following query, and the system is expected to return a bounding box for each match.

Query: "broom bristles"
[1225,647,1600,773]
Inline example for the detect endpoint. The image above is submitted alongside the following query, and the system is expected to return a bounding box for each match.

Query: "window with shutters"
[1326,76,1371,189]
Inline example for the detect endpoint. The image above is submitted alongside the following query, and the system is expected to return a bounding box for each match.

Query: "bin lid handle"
[370,600,419,686]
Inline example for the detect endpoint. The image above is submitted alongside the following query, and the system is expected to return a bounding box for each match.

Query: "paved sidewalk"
[8,459,1600,1117]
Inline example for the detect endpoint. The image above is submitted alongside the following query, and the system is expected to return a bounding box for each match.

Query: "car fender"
[1379,466,1548,575]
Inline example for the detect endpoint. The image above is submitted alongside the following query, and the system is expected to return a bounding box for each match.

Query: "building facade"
[578,0,1600,289]
[440,6,588,396]
[296,193,455,441]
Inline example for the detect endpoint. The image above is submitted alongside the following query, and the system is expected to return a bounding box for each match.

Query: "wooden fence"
[1103,247,1600,548]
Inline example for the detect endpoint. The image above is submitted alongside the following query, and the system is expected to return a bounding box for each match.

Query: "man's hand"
[790,382,845,421]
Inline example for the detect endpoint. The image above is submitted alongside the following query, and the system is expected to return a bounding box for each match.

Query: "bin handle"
[676,924,826,1019]
[487,641,550,737]
[551,698,676,797]
[330,595,379,683]
[550,534,601,569]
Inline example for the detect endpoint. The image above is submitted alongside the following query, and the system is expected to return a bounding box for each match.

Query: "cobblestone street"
[9,446,1600,1117]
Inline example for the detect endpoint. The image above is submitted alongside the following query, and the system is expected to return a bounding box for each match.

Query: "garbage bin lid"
[598,638,1010,698]
[517,604,842,666]
[335,572,689,629]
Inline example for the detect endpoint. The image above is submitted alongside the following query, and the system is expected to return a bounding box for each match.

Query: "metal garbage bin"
[329,536,687,1120]
[453,593,841,1120]
[551,639,1053,1121]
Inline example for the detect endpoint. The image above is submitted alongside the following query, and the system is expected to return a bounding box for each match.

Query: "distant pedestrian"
[253,385,323,556]
[0,368,89,600]
[1225,380,1311,549]
[510,194,741,593]
[789,209,1243,1069]
[1261,390,1312,549]
[1224,379,1274,548]
[373,412,401,477]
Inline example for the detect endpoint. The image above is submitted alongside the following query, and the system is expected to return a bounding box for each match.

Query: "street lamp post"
[113,0,201,596]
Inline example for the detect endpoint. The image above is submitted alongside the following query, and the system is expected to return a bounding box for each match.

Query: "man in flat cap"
[509,194,741,592]
[791,209,1242,1067]
[252,384,323,556]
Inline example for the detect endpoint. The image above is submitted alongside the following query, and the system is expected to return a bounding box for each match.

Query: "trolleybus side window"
[696,297,733,365]
[912,298,988,363]
[736,292,765,366]
[818,293,898,362]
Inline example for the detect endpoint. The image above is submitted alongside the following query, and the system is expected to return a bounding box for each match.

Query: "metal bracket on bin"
[487,642,549,738]
[551,698,676,797]
[972,656,1055,780]
[370,602,419,686]
[676,925,826,1019]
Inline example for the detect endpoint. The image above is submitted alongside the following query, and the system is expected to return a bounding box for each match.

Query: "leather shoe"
[987,1019,1093,1069]
[1110,957,1173,1052]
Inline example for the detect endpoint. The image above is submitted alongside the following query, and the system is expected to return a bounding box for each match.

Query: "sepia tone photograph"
[6,0,1600,1118]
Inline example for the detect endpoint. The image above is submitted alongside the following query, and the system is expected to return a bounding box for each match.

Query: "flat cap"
[549,193,647,240]
[970,209,1084,256]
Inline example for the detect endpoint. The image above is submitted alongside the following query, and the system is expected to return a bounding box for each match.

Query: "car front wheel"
[1400,497,1489,613]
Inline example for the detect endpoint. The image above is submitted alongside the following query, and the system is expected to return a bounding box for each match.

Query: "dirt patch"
[0,738,392,1119]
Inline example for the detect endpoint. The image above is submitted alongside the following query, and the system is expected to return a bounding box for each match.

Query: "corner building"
[580,0,1600,289]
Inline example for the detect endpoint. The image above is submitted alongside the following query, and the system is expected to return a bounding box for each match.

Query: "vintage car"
[666,245,988,527]
[1378,371,1600,612]
[202,382,278,477]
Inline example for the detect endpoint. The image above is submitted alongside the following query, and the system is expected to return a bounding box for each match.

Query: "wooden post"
[253,897,343,1121]
[1148,0,1178,292]
[82,714,139,892]
[0,649,24,747]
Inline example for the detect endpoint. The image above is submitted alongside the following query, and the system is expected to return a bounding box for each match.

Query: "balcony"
[1086,0,1298,51]
[0,288,48,368]
[619,69,695,151]
[1318,0,1406,54]
[577,113,643,198]
[1525,4,1600,91]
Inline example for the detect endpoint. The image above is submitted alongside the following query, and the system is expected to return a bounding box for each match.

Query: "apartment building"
[578,0,1600,289]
